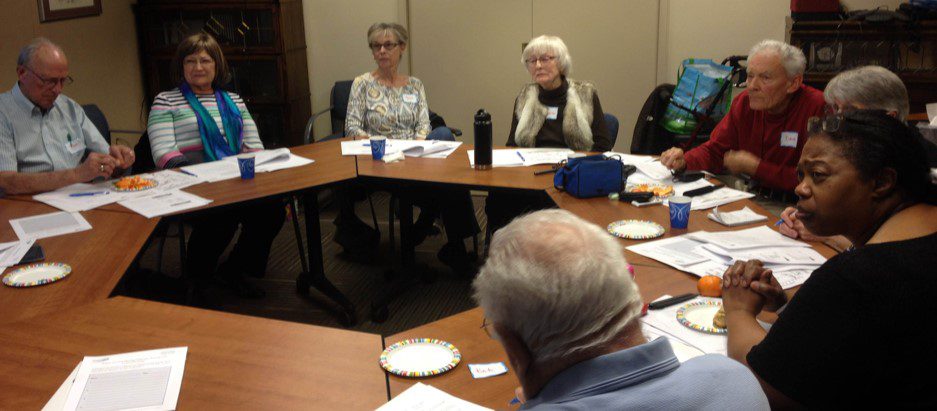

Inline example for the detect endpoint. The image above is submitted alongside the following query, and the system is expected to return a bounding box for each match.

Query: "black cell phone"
[18,244,45,264]
[673,170,704,182]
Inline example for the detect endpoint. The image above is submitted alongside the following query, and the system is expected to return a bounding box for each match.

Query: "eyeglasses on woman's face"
[369,42,401,52]
[525,55,556,67]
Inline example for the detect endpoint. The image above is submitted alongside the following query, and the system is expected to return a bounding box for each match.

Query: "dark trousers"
[485,190,555,234]
[401,186,480,242]
[185,198,286,284]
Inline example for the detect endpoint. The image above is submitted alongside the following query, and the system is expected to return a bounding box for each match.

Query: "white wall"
[302,0,406,140]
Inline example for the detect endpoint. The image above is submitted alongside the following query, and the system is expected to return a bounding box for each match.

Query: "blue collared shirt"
[0,83,109,173]
[523,338,769,410]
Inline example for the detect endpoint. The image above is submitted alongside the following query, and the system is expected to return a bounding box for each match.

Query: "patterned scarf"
[179,82,243,162]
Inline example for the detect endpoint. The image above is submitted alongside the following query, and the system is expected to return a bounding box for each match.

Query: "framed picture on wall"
[38,0,102,23]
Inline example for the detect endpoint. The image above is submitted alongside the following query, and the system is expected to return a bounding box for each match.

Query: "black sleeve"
[746,258,866,405]
[506,97,519,147]
[590,92,612,152]
[164,156,190,169]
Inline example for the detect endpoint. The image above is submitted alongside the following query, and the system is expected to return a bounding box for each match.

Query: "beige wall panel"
[303,0,404,140]
[0,0,145,144]
[533,0,659,152]
[409,0,533,144]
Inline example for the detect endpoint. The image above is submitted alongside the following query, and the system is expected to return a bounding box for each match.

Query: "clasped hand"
[721,260,787,316]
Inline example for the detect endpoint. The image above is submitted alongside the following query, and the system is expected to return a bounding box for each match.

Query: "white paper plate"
[379,338,461,377]
[607,220,665,240]
[676,301,727,334]
[2,262,72,287]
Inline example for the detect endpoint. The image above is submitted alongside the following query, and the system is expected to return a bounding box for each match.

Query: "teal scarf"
[180,82,243,162]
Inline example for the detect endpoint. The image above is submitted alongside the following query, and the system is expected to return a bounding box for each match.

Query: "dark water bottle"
[474,109,492,170]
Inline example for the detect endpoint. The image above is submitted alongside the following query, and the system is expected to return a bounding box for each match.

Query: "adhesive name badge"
[546,106,559,120]
[65,135,84,154]
[402,93,418,104]
[780,131,798,148]
[468,362,508,379]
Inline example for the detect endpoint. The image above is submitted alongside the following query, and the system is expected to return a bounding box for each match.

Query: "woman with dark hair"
[722,110,937,408]
[147,33,284,299]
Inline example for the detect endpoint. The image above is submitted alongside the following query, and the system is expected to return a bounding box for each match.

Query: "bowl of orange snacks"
[113,176,158,192]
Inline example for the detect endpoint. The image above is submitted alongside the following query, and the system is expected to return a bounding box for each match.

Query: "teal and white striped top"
[147,88,262,168]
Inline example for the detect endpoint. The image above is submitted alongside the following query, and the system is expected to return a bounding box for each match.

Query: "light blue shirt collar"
[523,337,681,408]
[12,82,62,114]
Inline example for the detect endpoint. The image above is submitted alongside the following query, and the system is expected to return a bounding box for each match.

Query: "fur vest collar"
[514,78,595,151]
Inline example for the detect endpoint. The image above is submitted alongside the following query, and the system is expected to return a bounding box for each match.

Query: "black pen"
[647,293,698,310]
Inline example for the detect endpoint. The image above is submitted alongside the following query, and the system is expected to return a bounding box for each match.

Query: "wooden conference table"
[1,140,832,408]
[0,296,387,410]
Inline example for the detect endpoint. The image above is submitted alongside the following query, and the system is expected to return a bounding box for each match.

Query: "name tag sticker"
[65,135,84,154]
[402,94,418,104]
[780,131,798,148]
[469,362,508,379]
[546,106,559,120]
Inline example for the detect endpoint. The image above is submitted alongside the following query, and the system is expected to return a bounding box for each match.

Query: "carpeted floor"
[120,190,487,336]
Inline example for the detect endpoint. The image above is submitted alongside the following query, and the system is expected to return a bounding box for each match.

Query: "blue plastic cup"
[237,155,255,179]
[370,136,386,160]
[669,195,692,229]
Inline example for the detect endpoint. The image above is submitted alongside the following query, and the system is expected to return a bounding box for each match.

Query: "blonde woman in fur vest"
[507,35,612,151]
[487,35,613,233]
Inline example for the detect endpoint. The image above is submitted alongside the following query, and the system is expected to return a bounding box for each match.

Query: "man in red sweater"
[661,39,826,192]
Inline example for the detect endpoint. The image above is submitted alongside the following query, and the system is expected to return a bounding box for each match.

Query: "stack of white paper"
[341,139,462,159]
[9,212,92,241]
[467,148,573,167]
[627,226,825,289]
[44,347,187,411]
[118,191,212,218]
[183,148,313,183]
[0,239,36,275]
[707,206,768,226]
[377,383,492,411]
[32,170,204,213]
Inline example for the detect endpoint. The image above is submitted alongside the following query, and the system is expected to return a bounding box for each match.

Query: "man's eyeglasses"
[369,42,400,52]
[525,55,556,66]
[24,66,73,88]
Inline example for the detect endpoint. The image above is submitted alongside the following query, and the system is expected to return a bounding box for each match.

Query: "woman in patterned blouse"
[335,23,478,272]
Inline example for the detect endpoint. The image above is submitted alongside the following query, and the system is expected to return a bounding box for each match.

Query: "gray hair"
[17,37,63,68]
[367,22,408,46]
[473,209,643,362]
[824,65,909,121]
[748,39,806,78]
[522,35,572,76]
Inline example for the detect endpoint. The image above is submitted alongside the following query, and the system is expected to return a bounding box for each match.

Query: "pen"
[178,169,198,178]
[69,191,109,197]
[516,151,526,162]
[648,293,698,310]
[775,219,783,226]
[684,183,724,197]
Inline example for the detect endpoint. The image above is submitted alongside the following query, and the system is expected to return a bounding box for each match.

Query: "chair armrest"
[304,106,334,144]
[448,127,463,137]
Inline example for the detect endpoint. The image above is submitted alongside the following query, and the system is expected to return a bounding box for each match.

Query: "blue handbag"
[553,154,624,198]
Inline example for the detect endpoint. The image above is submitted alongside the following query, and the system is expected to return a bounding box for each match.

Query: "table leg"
[370,195,418,322]
[296,189,357,326]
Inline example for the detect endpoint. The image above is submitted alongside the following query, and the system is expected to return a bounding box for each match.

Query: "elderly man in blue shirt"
[0,38,134,195]
[474,209,768,410]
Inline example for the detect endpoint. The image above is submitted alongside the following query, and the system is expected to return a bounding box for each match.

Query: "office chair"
[82,104,111,144]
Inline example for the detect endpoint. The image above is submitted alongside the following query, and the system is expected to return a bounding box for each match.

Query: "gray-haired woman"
[507,35,612,152]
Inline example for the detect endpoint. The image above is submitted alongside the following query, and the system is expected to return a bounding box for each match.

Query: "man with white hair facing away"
[661,39,825,197]
[473,209,768,410]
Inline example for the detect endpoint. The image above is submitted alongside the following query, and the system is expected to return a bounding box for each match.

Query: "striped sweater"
[147,88,263,168]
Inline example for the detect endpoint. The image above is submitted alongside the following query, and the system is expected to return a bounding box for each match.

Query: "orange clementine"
[697,275,722,297]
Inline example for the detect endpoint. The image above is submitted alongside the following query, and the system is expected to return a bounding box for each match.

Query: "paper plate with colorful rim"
[112,178,158,192]
[607,220,665,240]
[379,338,461,378]
[676,300,727,335]
[2,262,72,288]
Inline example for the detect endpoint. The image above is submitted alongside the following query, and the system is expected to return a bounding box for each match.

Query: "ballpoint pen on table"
[69,191,109,197]
[516,151,526,162]
[178,169,198,177]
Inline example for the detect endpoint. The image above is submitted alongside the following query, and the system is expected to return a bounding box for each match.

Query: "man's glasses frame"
[23,65,74,88]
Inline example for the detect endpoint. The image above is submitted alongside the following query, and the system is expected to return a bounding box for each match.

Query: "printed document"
[377,383,491,411]
[61,347,187,411]
[467,148,573,167]
[118,191,212,218]
[9,211,92,240]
